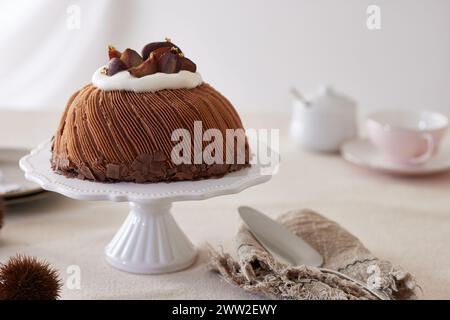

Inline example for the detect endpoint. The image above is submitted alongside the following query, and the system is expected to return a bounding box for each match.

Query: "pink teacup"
[367,110,448,165]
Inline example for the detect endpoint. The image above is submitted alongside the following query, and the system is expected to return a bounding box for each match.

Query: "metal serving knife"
[238,206,323,267]
[238,206,388,300]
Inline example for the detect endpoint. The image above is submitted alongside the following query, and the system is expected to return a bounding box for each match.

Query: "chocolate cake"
[51,39,250,183]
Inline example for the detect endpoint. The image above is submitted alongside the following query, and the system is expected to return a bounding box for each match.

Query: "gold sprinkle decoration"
[165,37,172,42]
[170,46,179,53]
[100,67,108,75]
[178,52,185,58]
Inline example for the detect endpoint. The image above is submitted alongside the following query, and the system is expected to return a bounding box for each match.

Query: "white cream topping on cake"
[92,67,203,92]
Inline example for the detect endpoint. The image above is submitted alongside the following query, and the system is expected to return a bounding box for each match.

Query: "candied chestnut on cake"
[51,38,250,183]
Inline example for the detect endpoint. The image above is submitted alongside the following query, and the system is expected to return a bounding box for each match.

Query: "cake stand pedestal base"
[105,201,196,274]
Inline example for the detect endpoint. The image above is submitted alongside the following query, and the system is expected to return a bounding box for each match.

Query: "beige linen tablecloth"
[0,110,449,299]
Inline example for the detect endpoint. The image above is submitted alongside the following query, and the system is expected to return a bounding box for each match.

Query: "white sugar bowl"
[290,85,358,152]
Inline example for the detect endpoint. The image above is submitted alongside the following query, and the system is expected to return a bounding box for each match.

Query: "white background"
[0,0,449,115]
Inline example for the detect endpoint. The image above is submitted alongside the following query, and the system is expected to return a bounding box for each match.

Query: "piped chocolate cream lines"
[52,39,250,183]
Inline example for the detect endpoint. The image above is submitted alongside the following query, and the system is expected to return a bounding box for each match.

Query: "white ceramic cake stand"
[19,141,272,274]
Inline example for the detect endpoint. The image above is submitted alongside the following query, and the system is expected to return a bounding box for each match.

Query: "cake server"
[238,206,323,267]
[238,206,388,300]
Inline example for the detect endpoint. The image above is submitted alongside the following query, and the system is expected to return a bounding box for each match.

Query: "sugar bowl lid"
[307,85,356,111]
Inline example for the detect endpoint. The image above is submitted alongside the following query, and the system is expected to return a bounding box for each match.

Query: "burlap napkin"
[209,209,419,300]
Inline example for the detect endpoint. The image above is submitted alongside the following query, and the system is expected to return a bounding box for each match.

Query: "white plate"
[341,139,450,176]
[0,148,43,198]
[4,190,50,205]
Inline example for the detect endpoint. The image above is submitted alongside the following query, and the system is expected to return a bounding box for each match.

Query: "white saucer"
[341,139,450,176]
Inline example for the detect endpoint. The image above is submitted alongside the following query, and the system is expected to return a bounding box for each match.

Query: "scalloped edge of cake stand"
[19,141,271,203]
[19,141,273,274]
